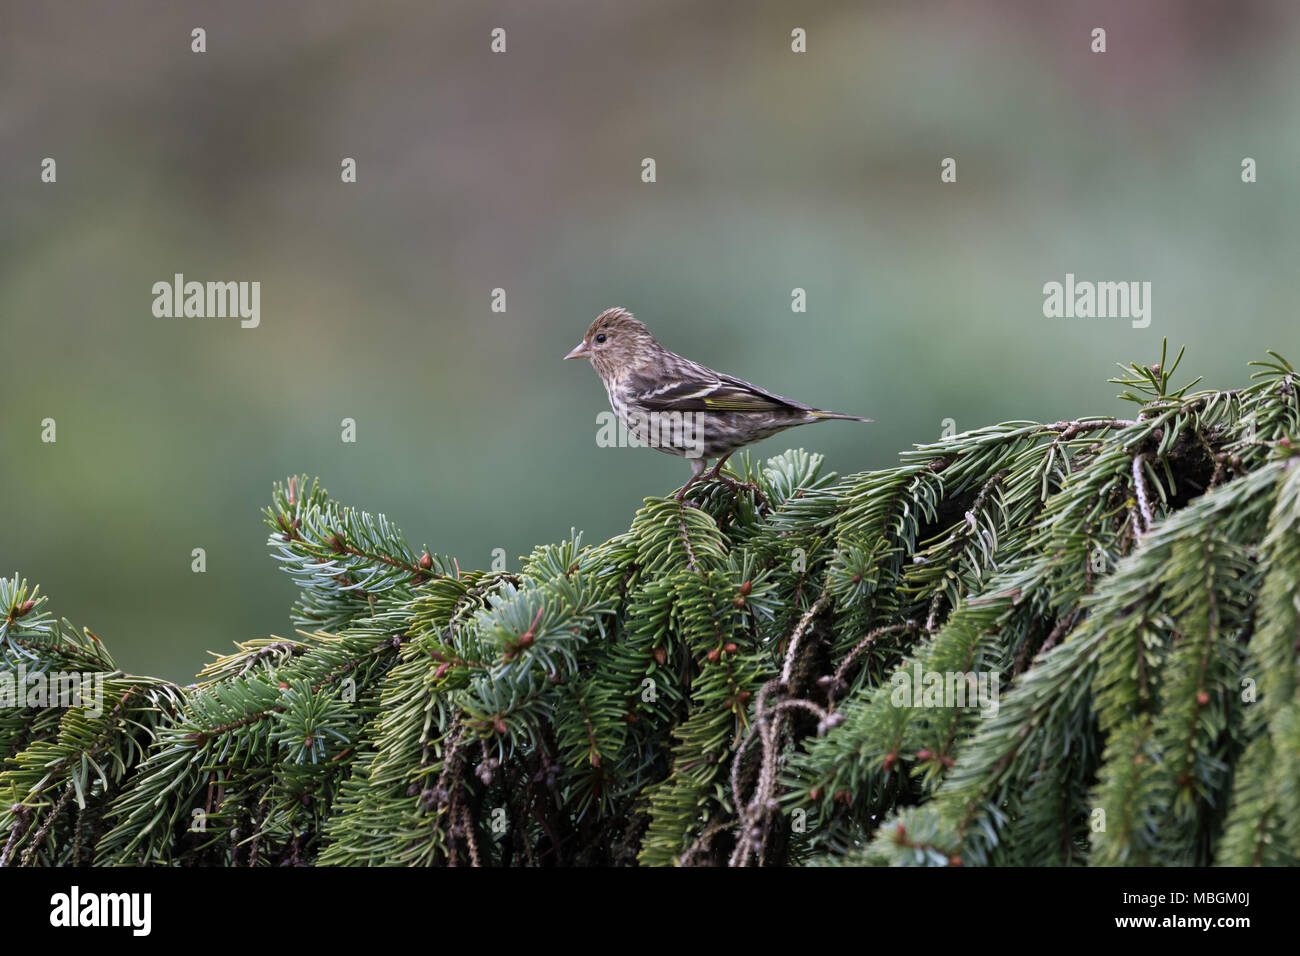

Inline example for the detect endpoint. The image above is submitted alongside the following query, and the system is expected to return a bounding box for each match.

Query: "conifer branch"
[3,349,1297,866]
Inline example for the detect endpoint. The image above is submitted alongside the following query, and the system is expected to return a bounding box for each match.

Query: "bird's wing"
[628,368,811,414]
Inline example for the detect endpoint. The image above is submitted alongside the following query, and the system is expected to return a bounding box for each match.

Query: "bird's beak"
[563,340,591,361]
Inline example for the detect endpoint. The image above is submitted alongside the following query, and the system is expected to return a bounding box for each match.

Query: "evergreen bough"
[2,346,1298,866]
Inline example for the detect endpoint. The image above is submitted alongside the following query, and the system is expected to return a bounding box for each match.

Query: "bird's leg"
[707,454,769,510]
[676,457,708,503]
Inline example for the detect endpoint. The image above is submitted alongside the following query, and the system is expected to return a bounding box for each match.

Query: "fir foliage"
[2,347,1298,866]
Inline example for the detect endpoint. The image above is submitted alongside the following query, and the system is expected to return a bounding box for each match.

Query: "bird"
[564,307,871,501]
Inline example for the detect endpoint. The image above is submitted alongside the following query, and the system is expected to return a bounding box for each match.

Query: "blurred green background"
[3,1,1297,681]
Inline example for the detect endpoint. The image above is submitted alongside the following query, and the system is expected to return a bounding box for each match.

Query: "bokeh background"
[3,1,1297,681]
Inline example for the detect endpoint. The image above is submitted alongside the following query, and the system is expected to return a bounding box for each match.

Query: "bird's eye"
[595,333,607,344]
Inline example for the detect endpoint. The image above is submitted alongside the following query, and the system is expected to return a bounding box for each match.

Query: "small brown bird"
[564,307,871,500]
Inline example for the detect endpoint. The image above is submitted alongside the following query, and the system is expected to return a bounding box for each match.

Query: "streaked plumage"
[564,307,871,500]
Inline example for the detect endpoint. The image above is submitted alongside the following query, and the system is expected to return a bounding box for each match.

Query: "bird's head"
[563,307,660,381]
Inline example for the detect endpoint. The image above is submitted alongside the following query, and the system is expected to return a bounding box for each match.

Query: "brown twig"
[780,582,832,687]
[1131,453,1155,533]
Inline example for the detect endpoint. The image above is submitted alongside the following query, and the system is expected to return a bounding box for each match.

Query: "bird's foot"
[713,471,769,511]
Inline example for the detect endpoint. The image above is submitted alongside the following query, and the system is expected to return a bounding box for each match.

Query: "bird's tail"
[809,409,873,422]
